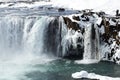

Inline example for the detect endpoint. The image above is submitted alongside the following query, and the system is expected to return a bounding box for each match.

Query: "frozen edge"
[72,70,120,80]
[75,59,100,64]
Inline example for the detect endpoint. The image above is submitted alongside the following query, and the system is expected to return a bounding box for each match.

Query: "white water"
[76,23,100,64]
[0,16,51,57]
[0,15,56,80]
[84,23,100,60]
[23,16,50,55]
[84,23,92,59]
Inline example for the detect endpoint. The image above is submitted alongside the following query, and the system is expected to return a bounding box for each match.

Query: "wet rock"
[116,10,120,16]
[73,16,80,21]
[96,11,105,17]
[63,17,80,31]
[44,17,60,56]
[91,24,96,40]
[58,8,65,12]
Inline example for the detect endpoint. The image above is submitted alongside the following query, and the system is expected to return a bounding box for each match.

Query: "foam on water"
[75,59,99,64]
[0,52,55,80]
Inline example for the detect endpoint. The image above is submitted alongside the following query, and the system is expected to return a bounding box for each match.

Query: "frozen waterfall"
[0,13,101,61]
[84,23,100,60]
[0,15,71,58]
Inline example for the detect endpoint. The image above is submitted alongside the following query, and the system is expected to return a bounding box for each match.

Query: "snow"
[51,0,120,15]
[52,0,109,10]
[96,17,102,25]
[61,29,84,56]
[0,0,120,15]
[99,25,105,34]
[109,19,116,26]
[113,49,120,64]
[0,0,120,79]
[75,59,99,64]
[72,70,120,80]
[119,32,120,37]
[0,0,45,2]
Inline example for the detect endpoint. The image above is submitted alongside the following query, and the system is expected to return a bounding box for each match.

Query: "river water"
[1,56,120,80]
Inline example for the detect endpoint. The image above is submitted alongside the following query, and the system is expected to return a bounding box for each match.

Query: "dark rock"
[111,18,117,22]
[8,3,14,7]
[63,17,80,31]
[81,14,90,22]
[63,17,71,24]
[96,11,105,17]
[116,9,120,16]
[44,17,61,56]
[111,48,115,57]
[81,14,85,18]
[58,8,65,12]
[92,24,96,40]
[73,16,80,21]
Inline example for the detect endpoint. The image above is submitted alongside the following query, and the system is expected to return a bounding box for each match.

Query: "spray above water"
[0,15,58,80]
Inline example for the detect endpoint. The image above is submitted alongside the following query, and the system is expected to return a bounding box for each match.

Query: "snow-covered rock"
[72,70,120,80]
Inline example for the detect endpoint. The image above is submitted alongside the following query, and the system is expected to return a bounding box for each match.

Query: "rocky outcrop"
[62,10,120,64]
[98,14,120,63]
[58,8,65,12]
[61,17,84,59]
[72,16,80,21]
[63,17,80,31]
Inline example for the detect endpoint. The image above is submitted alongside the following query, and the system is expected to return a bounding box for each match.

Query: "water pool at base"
[24,59,120,80]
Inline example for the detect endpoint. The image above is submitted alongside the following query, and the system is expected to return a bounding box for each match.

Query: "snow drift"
[72,70,120,80]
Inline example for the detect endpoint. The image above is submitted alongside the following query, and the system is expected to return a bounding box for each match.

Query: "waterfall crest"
[0,15,74,58]
[0,14,101,61]
[0,16,55,59]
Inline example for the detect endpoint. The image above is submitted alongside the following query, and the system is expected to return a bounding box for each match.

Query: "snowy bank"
[72,70,120,80]
[51,0,120,15]
[0,0,120,15]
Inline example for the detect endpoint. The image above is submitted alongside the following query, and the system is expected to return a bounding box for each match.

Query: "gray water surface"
[25,59,120,80]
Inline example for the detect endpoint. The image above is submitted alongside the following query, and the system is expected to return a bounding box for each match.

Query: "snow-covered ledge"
[72,70,120,80]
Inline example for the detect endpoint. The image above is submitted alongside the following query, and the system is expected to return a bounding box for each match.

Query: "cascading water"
[84,23,100,60]
[0,16,49,57]
[1,0,120,80]
[83,23,93,59]
[23,16,51,55]
[0,14,81,61]
[0,13,102,63]
[0,15,63,80]
[0,16,24,58]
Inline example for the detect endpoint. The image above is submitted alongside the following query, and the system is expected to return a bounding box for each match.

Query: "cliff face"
[62,10,120,64]
[99,16,120,64]
[0,2,119,63]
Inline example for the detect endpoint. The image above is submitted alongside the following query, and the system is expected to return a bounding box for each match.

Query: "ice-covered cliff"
[0,0,120,64]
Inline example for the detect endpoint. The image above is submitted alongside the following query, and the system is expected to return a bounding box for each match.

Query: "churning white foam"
[75,59,99,64]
